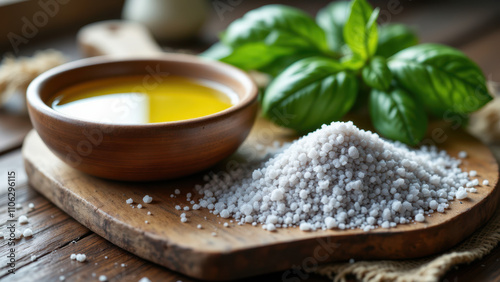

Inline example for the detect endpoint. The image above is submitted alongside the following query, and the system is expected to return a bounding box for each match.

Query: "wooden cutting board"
[23,117,499,280]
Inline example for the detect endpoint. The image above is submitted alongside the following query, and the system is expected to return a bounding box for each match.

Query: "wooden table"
[1,0,500,281]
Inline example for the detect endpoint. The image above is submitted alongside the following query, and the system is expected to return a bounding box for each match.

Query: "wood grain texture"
[22,117,499,280]
[0,110,31,154]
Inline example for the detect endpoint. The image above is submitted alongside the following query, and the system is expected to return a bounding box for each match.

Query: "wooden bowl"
[27,55,258,181]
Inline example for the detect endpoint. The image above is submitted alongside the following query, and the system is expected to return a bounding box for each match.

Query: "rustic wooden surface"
[1,0,500,281]
[21,115,500,280]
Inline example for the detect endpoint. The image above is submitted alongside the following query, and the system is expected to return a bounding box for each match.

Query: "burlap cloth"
[311,200,500,282]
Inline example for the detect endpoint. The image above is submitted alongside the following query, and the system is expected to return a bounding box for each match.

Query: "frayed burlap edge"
[312,206,500,282]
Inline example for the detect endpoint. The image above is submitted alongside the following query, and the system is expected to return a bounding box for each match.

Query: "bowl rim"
[27,54,258,129]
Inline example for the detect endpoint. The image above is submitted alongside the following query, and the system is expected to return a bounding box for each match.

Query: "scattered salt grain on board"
[483,180,489,186]
[190,121,474,232]
[16,203,22,209]
[99,275,107,282]
[31,255,37,261]
[76,254,86,262]
[143,195,153,203]
[137,204,143,209]
[458,151,467,158]
[28,203,35,209]
[14,230,22,239]
[197,224,202,229]
[139,277,152,282]
[70,254,76,260]
[126,198,133,204]
[0,232,3,238]
[456,188,468,200]
[59,276,65,281]
[18,215,28,224]
[23,228,33,237]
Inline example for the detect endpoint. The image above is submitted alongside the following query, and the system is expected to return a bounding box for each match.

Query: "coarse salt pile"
[191,121,478,232]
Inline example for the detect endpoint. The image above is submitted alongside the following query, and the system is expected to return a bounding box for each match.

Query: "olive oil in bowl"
[50,75,238,124]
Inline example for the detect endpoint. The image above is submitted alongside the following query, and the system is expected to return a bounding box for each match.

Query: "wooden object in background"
[23,118,500,280]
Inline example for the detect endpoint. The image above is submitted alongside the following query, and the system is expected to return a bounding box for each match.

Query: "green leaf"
[388,44,492,116]
[370,88,427,145]
[376,24,418,58]
[262,57,358,133]
[362,56,392,91]
[201,42,285,70]
[316,1,351,54]
[343,0,379,60]
[221,5,329,70]
[258,51,320,77]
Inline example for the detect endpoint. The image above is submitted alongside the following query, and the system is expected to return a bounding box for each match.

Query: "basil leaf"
[258,51,320,77]
[388,44,492,116]
[201,42,285,70]
[344,0,379,60]
[341,53,365,70]
[362,56,392,91]
[377,24,418,58]
[263,57,358,133]
[222,5,329,70]
[370,88,427,145]
[316,1,351,54]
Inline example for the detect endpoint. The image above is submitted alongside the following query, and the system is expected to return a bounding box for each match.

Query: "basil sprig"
[203,0,492,145]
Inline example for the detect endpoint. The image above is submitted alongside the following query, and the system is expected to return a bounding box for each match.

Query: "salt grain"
[16,203,22,209]
[76,254,86,262]
[197,224,202,229]
[143,195,153,203]
[23,228,33,237]
[458,151,467,158]
[456,187,468,200]
[31,255,37,261]
[483,180,489,186]
[99,275,107,281]
[137,204,142,209]
[70,254,76,260]
[28,203,35,209]
[191,122,472,232]
[415,214,425,222]
[18,215,28,224]
[14,230,22,239]
[139,278,152,282]
[126,198,133,204]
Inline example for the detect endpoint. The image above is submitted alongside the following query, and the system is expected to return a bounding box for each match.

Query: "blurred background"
[1,0,500,74]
